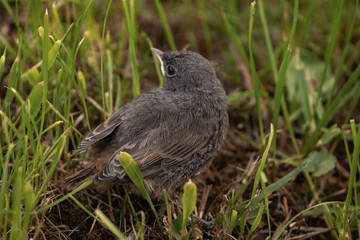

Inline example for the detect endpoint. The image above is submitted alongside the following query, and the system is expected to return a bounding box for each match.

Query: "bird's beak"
[151,48,163,60]
[151,48,165,76]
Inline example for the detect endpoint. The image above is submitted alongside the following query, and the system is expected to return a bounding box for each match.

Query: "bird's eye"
[166,65,177,77]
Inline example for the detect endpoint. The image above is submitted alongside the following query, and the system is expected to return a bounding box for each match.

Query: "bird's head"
[152,48,219,93]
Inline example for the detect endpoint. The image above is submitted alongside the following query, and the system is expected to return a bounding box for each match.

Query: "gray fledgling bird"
[65,48,229,199]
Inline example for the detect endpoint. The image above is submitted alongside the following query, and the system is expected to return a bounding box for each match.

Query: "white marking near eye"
[160,60,165,76]
[159,59,165,76]
[154,53,165,76]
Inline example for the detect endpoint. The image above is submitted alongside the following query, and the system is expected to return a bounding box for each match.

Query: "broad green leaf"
[172,213,183,236]
[229,209,238,231]
[77,70,86,94]
[27,81,44,117]
[305,150,337,177]
[181,180,197,235]
[5,57,20,105]
[26,67,40,85]
[286,49,335,129]
[23,182,35,233]
[286,49,313,128]
[117,152,148,198]
[318,124,341,145]
[48,40,61,70]
[10,166,24,240]
[117,152,162,229]
[247,202,264,240]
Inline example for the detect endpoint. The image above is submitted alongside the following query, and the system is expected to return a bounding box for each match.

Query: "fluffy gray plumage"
[71,49,229,199]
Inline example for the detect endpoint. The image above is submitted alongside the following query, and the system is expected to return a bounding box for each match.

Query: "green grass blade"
[95,209,128,240]
[106,46,114,115]
[260,174,271,238]
[221,9,249,65]
[37,9,50,170]
[163,189,173,239]
[251,124,274,198]
[123,186,141,234]
[77,70,92,132]
[258,0,300,153]
[252,160,308,205]
[10,166,23,240]
[257,0,278,81]
[33,132,68,202]
[0,143,14,238]
[340,120,360,240]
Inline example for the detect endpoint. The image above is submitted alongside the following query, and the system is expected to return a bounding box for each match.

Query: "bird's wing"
[76,111,122,151]
[94,122,215,183]
[75,89,165,152]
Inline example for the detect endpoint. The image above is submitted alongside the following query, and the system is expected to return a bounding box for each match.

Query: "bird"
[64,48,229,199]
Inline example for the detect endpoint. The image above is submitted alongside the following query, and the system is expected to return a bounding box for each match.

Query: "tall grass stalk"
[314,0,345,111]
[326,0,358,107]
[95,209,128,240]
[117,152,163,230]
[248,1,264,147]
[100,0,113,119]
[272,0,299,157]
[341,120,360,240]
[154,0,176,50]
[122,0,140,98]
[221,10,249,66]
[257,0,299,154]
[198,0,212,56]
